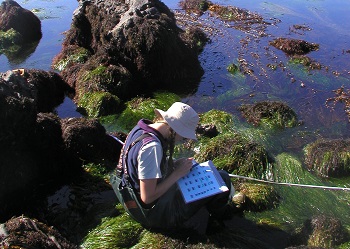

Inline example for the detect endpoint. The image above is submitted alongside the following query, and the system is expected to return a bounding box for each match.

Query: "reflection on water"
[3,40,40,65]
[0,0,78,71]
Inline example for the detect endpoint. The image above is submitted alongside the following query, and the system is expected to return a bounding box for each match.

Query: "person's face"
[174,133,187,145]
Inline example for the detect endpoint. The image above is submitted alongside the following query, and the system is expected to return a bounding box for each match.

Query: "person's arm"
[140,158,192,204]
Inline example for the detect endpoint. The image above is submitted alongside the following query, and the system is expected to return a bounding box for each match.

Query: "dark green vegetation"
[304,139,350,177]
[239,101,299,129]
[0,28,22,53]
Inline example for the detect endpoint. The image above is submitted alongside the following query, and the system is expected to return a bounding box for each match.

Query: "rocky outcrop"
[0,0,42,41]
[53,0,206,113]
[0,69,121,221]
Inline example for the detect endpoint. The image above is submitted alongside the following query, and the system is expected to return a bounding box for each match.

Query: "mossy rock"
[76,64,133,102]
[239,101,298,129]
[227,63,239,75]
[52,46,90,71]
[195,132,271,178]
[0,28,22,52]
[81,211,144,249]
[180,26,209,53]
[77,91,121,117]
[199,109,234,134]
[292,214,349,248]
[288,55,322,70]
[116,92,181,132]
[304,139,350,177]
[235,182,279,212]
[179,0,210,15]
[270,38,319,55]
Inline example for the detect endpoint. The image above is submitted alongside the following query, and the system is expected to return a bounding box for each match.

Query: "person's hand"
[173,157,193,178]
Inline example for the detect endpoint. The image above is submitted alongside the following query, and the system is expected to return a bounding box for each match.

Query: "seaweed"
[304,138,350,177]
[239,101,298,129]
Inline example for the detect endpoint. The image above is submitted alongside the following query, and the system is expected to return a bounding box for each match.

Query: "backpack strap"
[117,133,152,186]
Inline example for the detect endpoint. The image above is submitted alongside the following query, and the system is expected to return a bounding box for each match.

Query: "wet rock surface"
[0,216,78,249]
[269,37,319,55]
[54,0,206,107]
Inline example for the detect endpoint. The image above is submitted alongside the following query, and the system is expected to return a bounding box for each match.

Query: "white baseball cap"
[154,102,199,140]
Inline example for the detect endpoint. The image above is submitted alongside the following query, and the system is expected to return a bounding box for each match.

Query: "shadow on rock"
[0,216,78,249]
[53,0,207,112]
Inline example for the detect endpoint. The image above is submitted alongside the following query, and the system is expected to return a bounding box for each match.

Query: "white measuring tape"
[229,174,350,191]
[111,135,350,191]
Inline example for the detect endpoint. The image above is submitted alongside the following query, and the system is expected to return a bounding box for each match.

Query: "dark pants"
[145,170,235,231]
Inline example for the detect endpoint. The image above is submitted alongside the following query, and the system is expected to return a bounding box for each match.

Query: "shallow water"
[0,0,78,70]
[2,0,350,242]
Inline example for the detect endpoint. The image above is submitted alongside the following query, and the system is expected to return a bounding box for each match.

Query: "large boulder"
[0,0,42,42]
[53,0,206,112]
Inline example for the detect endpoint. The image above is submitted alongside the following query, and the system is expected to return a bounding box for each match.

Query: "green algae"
[0,28,22,53]
[304,139,350,177]
[131,230,168,249]
[239,101,298,129]
[83,66,111,83]
[195,132,271,178]
[101,92,180,133]
[245,153,350,236]
[227,63,239,74]
[52,46,90,71]
[78,91,121,117]
[83,163,110,180]
[199,109,235,133]
[81,210,143,249]
[237,182,279,212]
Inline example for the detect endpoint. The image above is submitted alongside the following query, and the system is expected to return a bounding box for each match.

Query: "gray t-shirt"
[137,138,163,180]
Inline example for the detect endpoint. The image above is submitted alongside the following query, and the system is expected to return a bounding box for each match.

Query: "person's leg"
[145,170,235,228]
[204,171,236,219]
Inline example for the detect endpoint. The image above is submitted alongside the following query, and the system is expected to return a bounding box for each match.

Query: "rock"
[195,132,271,178]
[0,0,42,42]
[239,100,299,129]
[0,216,78,249]
[61,117,122,169]
[269,38,319,55]
[304,138,350,177]
[0,69,118,221]
[196,124,219,138]
[292,215,349,248]
[53,0,206,111]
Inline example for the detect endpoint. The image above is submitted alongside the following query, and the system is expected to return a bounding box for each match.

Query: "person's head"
[154,102,199,142]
